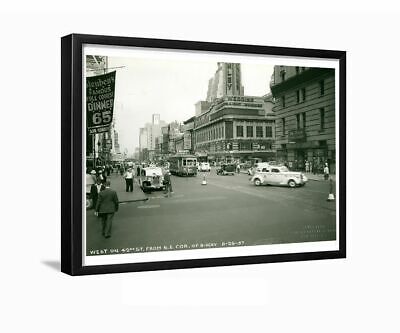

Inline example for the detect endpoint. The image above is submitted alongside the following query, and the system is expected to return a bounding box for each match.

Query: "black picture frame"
[61,33,346,276]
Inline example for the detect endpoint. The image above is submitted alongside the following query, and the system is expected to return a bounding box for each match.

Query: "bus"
[168,154,197,176]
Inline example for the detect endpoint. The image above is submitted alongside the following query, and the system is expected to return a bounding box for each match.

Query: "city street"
[86,168,336,256]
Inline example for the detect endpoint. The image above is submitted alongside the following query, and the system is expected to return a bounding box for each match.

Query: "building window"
[281,95,285,108]
[296,114,300,129]
[282,118,286,135]
[296,90,300,103]
[236,125,243,137]
[302,112,306,128]
[301,87,306,101]
[280,67,286,81]
[319,80,325,96]
[246,126,253,138]
[265,126,272,138]
[256,126,263,137]
[320,108,325,130]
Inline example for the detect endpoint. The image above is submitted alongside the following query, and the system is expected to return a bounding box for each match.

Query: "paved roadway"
[86,168,336,256]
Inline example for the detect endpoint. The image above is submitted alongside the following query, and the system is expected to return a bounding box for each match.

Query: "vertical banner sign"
[86,71,116,134]
[226,63,233,95]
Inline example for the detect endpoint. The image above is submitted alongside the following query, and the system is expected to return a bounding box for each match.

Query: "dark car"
[216,164,235,176]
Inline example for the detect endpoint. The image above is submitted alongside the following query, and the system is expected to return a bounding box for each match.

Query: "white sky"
[108,56,274,154]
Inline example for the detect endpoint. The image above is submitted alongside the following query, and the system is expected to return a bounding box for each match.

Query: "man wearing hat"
[90,177,105,208]
[95,179,119,239]
[90,169,97,182]
[123,167,134,192]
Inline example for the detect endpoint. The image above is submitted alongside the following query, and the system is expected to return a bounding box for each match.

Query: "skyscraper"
[206,63,244,102]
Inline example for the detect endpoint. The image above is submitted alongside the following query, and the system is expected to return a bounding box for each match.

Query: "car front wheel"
[254,178,262,186]
[288,180,296,188]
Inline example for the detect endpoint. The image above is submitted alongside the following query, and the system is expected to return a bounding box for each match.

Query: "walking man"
[323,162,330,181]
[164,171,173,197]
[95,180,119,238]
[123,167,134,192]
[90,177,104,209]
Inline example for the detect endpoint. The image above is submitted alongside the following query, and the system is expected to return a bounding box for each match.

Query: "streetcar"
[168,154,197,176]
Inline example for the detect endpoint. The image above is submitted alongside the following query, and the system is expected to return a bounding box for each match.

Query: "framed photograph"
[61,34,346,275]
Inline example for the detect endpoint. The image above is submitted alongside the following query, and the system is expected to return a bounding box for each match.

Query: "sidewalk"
[304,173,336,182]
[107,173,148,203]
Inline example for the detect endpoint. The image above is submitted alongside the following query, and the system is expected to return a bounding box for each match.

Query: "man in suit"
[90,177,104,208]
[95,180,119,238]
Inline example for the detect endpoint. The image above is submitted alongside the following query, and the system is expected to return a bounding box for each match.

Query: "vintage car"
[248,162,277,176]
[138,167,165,192]
[250,165,307,188]
[216,163,235,176]
[198,162,211,172]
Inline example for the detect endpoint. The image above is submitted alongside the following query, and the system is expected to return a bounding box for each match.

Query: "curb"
[119,197,149,204]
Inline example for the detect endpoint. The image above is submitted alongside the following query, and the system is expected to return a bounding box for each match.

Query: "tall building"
[270,65,336,172]
[139,126,148,160]
[193,63,275,163]
[138,114,166,161]
[206,63,244,102]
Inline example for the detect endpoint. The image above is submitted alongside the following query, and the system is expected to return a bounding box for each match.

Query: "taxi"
[250,165,307,188]
[138,166,165,192]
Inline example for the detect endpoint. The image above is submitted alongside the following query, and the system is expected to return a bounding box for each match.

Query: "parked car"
[198,162,211,172]
[216,164,235,176]
[250,165,307,187]
[138,167,165,192]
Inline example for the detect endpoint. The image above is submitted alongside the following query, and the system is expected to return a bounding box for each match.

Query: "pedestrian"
[123,167,134,192]
[236,163,240,174]
[95,179,119,239]
[90,169,97,182]
[305,160,309,173]
[100,169,107,184]
[90,177,104,208]
[323,162,330,180]
[163,171,173,197]
[313,158,317,175]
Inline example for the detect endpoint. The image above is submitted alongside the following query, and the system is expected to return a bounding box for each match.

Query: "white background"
[1,1,399,332]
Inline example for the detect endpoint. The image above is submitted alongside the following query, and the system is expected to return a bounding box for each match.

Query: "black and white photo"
[61,34,346,275]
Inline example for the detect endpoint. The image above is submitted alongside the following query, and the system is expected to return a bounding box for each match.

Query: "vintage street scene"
[85,54,337,256]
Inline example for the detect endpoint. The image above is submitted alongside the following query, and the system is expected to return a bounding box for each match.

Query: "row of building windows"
[281,80,325,108]
[236,126,273,138]
[281,108,326,134]
[279,66,307,82]
[196,125,225,143]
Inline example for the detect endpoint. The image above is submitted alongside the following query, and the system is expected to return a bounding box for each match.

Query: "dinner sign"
[86,71,116,134]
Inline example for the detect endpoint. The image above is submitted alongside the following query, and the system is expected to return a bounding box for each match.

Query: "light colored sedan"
[250,166,307,188]
[198,162,211,172]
